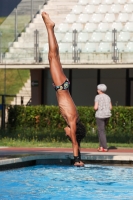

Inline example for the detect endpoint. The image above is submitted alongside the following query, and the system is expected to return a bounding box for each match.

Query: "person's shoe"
[97,147,108,152]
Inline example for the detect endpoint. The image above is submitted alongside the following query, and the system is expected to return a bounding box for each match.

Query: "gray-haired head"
[97,84,107,92]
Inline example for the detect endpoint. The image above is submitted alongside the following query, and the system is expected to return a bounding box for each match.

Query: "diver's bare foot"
[41,12,55,28]
[74,161,84,167]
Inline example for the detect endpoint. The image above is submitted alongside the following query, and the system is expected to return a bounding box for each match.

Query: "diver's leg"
[42,12,66,85]
[96,118,107,149]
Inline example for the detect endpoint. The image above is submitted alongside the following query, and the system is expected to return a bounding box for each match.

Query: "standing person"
[94,84,112,152]
[41,12,86,166]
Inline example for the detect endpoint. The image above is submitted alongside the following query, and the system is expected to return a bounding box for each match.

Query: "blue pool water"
[0,164,133,200]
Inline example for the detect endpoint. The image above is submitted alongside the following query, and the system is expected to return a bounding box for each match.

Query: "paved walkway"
[0,147,133,155]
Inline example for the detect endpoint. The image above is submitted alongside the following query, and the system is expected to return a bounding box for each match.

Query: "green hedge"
[3,105,133,143]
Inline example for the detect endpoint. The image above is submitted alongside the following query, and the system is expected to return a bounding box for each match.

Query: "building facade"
[30,67,133,106]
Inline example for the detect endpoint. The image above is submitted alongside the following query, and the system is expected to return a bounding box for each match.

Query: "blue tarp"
[0,0,21,17]
[0,104,2,110]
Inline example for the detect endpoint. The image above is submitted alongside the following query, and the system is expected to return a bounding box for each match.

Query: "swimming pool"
[0,164,133,200]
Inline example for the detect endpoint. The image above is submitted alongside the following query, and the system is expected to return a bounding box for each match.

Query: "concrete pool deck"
[0,147,133,169]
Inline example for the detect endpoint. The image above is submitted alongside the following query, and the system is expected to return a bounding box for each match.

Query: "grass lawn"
[0,17,6,25]
[0,69,30,104]
[0,15,30,52]
[0,17,30,104]
[0,138,133,148]
[0,16,31,103]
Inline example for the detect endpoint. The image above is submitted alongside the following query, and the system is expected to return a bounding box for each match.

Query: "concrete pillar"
[30,69,42,105]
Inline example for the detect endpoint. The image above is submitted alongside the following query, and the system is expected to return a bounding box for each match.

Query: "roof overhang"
[0,63,133,69]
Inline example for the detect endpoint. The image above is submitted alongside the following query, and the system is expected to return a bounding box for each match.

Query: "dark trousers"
[96,117,109,149]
